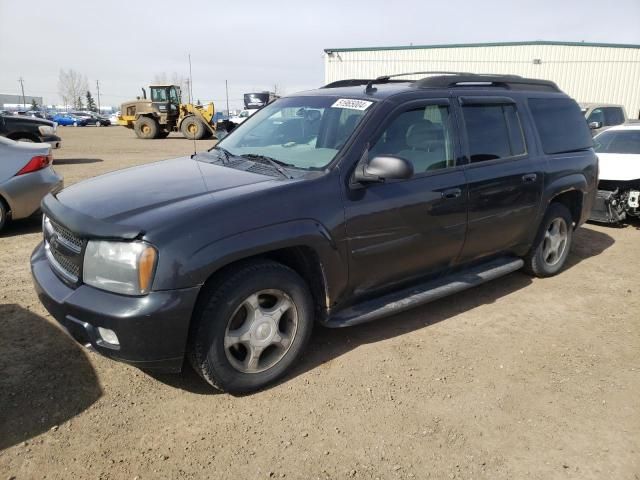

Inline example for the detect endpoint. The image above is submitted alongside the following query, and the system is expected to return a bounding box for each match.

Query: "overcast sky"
[1,0,639,109]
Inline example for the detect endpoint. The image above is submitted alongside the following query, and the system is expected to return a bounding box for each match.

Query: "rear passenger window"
[370,104,455,174]
[528,98,593,154]
[462,104,526,163]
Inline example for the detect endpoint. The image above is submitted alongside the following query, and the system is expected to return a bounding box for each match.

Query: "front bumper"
[41,134,62,149]
[31,243,201,372]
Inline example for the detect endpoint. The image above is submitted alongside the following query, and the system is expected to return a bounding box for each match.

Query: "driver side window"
[370,104,455,174]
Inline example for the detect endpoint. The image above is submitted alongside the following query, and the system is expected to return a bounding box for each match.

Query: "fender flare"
[540,173,589,225]
[155,219,348,307]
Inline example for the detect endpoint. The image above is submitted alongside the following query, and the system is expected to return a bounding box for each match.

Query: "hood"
[597,153,640,181]
[56,156,277,228]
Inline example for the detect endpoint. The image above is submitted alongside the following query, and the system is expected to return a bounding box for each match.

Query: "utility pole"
[18,77,26,108]
[225,80,230,116]
[96,80,101,113]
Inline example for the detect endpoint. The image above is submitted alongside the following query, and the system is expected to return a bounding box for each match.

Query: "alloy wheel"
[542,217,568,266]
[224,289,298,374]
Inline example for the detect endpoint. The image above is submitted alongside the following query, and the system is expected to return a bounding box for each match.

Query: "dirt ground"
[1,126,638,480]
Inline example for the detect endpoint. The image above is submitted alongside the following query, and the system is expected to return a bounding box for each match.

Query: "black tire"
[0,198,8,232]
[134,116,159,139]
[180,116,208,140]
[523,203,574,277]
[188,260,314,393]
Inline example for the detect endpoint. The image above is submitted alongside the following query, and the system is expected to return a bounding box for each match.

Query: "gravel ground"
[1,126,639,480]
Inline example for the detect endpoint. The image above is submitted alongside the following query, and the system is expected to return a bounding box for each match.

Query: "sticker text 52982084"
[331,98,373,111]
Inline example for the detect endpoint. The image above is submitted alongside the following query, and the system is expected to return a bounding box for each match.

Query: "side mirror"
[589,121,602,129]
[352,155,414,185]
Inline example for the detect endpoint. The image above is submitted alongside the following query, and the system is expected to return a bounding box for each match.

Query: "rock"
[50,425,58,432]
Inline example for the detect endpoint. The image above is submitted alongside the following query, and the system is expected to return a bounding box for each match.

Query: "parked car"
[108,111,121,126]
[71,111,111,127]
[0,137,63,232]
[0,111,62,148]
[32,73,597,393]
[589,124,640,223]
[229,109,257,126]
[51,113,89,127]
[16,110,46,119]
[580,103,627,136]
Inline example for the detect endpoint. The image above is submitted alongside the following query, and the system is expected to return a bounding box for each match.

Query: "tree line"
[57,68,97,111]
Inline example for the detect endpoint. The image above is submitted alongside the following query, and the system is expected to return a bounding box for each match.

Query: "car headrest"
[406,122,444,150]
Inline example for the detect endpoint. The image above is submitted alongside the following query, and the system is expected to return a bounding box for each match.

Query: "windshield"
[217,96,374,170]
[151,88,168,102]
[595,130,640,154]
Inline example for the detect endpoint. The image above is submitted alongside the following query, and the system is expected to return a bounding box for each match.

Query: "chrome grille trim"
[44,216,82,254]
[43,215,84,284]
[44,241,79,283]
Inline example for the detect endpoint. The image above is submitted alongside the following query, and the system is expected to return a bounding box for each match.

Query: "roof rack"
[375,71,474,82]
[416,74,560,91]
[322,78,410,89]
[323,72,560,93]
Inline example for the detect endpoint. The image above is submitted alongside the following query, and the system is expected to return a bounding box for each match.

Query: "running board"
[324,257,524,328]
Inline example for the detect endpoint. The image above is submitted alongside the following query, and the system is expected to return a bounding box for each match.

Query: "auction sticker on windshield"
[331,98,373,110]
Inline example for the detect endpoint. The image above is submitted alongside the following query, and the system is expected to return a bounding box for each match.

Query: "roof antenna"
[189,53,197,158]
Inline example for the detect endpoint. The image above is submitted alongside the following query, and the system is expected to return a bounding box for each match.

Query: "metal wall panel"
[325,44,640,118]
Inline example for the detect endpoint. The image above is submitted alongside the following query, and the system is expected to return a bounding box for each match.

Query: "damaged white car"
[590,124,640,224]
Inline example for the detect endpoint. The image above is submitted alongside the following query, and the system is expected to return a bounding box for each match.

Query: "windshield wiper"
[208,145,232,162]
[240,154,294,178]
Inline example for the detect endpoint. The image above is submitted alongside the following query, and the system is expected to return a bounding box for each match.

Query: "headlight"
[83,241,158,295]
[38,125,55,135]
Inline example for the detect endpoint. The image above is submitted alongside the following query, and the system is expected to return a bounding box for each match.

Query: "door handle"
[441,188,462,200]
[522,173,537,183]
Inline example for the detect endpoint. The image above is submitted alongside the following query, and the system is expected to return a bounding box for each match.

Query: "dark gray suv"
[32,73,597,393]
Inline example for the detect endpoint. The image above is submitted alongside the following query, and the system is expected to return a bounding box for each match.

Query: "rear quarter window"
[528,98,593,154]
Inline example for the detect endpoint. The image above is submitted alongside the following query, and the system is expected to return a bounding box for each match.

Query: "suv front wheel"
[188,260,314,393]
[524,203,574,277]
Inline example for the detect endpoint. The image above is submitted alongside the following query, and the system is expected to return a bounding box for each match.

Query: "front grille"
[48,218,83,251]
[43,216,84,284]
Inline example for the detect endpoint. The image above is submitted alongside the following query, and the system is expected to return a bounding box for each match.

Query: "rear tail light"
[16,153,52,176]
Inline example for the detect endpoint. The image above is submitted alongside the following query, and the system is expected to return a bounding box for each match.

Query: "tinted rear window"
[528,98,593,154]
[462,104,526,162]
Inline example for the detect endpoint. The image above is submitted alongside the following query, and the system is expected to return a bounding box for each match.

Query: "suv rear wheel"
[524,203,573,277]
[188,260,314,393]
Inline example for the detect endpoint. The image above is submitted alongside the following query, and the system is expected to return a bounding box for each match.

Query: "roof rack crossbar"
[323,73,560,93]
[375,71,475,81]
[416,74,559,91]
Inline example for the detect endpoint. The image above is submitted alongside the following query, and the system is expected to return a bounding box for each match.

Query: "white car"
[590,123,640,223]
[229,109,256,126]
[108,111,121,126]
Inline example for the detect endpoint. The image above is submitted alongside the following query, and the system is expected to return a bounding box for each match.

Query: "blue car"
[52,113,89,127]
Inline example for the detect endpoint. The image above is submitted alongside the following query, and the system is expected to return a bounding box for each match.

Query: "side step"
[324,256,524,328]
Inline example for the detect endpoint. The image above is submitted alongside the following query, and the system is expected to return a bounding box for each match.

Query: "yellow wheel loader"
[118,85,228,140]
